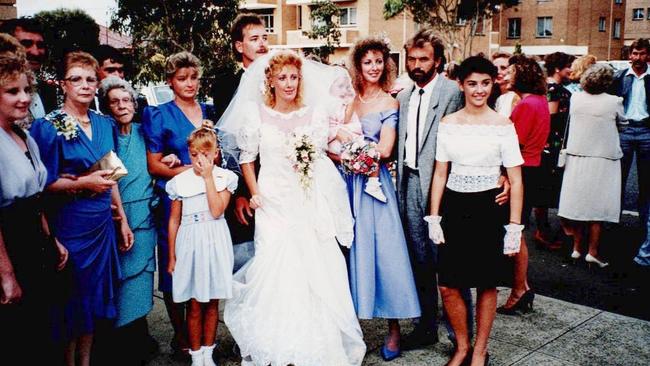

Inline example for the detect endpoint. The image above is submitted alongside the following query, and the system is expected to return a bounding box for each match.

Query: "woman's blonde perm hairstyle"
[187,119,218,151]
[263,51,303,108]
[569,55,597,82]
[165,51,202,80]
[0,33,35,88]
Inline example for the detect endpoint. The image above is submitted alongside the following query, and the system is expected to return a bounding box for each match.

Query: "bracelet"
[509,221,521,225]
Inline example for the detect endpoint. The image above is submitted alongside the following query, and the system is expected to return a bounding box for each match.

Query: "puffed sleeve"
[29,118,60,187]
[142,106,164,153]
[236,103,261,164]
[380,109,399,129]
[224,169,239,194]
[435,128,450,162]
[501,124,525,168]
[165,177,181,201]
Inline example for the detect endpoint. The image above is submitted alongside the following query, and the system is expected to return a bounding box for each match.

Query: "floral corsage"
[46,110,79,141]
[340,139,381,175]
[288,132,318,190]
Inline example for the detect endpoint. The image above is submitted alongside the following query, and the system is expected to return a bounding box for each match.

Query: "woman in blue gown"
[142,51,215,358]
[338,38,420,361]
[29,52,133,366]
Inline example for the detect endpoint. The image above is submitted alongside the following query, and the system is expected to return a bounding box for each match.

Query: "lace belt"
[181,211,219,225]
[446,173,500,193]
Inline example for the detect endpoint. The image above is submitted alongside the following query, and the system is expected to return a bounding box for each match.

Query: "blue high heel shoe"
[380,344,401,361]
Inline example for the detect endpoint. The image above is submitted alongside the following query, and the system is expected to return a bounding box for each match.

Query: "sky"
[17,0,118,26]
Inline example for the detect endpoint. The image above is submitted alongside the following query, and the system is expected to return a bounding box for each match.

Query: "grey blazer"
[396,75,463,215]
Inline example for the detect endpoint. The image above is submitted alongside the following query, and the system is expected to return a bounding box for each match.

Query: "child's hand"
[336,128,355,143]
[196,153,214,180]
[167,256,176,274]
[250,194,263,209]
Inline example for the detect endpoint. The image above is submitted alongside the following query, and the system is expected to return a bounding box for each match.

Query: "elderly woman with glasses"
[97,76,162,363]
[29,51,133,366]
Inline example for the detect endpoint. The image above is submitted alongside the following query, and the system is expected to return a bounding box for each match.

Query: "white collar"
[413,73,438,95]
[626,66,649,79]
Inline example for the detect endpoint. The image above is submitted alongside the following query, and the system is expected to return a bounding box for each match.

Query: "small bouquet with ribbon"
[340,139,381,176]
[288,133,318,190]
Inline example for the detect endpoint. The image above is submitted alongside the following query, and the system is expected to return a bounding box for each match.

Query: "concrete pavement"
[145,287,650,366]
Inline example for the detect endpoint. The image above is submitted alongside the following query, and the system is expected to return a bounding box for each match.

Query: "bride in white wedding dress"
[220,51,366,366]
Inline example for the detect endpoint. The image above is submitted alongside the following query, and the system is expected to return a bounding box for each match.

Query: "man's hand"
[234,196,254,225]
[495,175,511,206]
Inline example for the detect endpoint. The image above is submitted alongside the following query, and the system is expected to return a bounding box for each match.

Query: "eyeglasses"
[64,76,99,87]
[108,97,134,107]
[103,66,124,74]
[19,39,46,50]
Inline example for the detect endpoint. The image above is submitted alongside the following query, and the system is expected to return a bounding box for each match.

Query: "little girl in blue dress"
[166,121,238,366]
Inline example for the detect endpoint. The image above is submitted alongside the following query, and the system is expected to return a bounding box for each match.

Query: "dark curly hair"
[456,55,497,82]
[509,55,547,95]
[349,37,396,93]
[544,52,575,77]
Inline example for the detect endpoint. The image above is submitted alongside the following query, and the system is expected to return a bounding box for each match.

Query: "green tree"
[383,0,518,60]
[111,0,240,98]
[33,9,100,78]
[306,0,341,63]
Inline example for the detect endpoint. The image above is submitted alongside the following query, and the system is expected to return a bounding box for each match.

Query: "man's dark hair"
[92,44,126,66]
[457,55,498,82]
[544,52,576,76]
[230,13,264,61]
[491,52,511,60]
[630,38,650,53]
[0,17,45,36]
[404,28,446,63]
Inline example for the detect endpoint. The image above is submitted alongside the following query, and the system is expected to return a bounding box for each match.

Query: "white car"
[140,84,174,106]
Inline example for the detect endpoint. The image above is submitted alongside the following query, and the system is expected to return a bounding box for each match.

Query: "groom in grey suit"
[396,29,463,348]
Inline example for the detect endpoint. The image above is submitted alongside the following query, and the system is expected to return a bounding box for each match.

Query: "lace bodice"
[436,123,524,192]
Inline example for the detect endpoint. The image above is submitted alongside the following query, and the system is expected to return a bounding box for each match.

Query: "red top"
[510,94,550,167]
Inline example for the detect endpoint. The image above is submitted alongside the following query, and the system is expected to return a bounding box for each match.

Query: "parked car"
[140,84,174,106]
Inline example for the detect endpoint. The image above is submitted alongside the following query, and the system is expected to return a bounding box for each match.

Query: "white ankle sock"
[189,348,204,366]
[201,344,217,366]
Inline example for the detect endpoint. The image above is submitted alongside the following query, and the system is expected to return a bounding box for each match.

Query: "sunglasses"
[19,39,46,49]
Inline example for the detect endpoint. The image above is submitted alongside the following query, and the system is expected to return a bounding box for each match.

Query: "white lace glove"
[423,215,445,244]
[503,224,525,255]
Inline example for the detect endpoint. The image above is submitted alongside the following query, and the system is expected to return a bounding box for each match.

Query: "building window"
[613,19,621,39]
[339,7,357,27]
[507,18,521,39]
[473,16,485,35]
[536,17,553,38]
[614,0,622,4]
[648,8,650,20]
[260,13,274,33]
[633,8,644,21]
[298,6,302,29]
[598,17,606,32]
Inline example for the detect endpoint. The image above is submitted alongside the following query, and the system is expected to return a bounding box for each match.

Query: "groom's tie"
[415,88,424,168]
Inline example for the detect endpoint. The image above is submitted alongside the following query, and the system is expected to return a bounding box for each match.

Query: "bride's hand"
[249,194,263,209]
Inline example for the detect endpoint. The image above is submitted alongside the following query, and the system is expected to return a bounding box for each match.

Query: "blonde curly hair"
[263,51,303,108]
[569,55,597,82]
[0,33,35,89]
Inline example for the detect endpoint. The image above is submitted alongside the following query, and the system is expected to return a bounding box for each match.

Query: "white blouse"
[435,123,524,192]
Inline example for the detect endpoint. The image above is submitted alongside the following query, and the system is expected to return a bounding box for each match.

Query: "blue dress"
[341,109,421,319]
[142,101,214,293]
[115,123,156,327]
[30,109,121,337]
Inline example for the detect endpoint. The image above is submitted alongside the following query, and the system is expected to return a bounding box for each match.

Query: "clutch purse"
[557,149,567,168]
[87,150,128,181]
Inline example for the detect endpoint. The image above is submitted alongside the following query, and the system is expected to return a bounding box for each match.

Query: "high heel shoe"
[585,254,609,268]
[497,290,534,315]
[380,343,401,361]
[570,250,581,264]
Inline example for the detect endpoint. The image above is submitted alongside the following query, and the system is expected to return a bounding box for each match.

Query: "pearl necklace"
[358,89,381,104]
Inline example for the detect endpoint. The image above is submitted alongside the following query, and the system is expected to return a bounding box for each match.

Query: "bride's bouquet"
[288,132,318,190]
[340,139,381,176]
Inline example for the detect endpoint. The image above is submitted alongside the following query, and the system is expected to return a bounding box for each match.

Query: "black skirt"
[438,188,510,288]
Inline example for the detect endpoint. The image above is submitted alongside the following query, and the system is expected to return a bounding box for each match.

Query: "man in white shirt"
[611,38,650,231]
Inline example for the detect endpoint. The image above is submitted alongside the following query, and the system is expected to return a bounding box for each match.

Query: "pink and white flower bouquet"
[340,139,381,176]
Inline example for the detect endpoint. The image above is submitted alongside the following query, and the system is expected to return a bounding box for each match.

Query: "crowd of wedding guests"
[1,12,650,366]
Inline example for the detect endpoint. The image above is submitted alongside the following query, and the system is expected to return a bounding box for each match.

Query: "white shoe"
[365,178,387,203]
[189,348,204,366]
[570,250,581,259]
[585,254,609,268]
[201,344,217,366]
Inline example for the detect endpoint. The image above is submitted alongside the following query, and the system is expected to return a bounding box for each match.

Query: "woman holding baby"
[331,37,420,361]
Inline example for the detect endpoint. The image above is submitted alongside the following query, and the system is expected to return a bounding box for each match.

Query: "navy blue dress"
[142,101,214,293]
[30,110,121,337]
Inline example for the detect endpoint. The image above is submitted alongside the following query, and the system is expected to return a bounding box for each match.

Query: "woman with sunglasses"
[30,51,133,366]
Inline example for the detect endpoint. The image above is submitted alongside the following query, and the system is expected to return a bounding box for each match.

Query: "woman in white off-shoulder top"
[425,56,524,366]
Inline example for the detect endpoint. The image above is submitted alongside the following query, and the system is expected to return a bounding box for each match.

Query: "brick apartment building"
[625,0,650,46]
[0,0,16,21]
[495,0,627,60]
